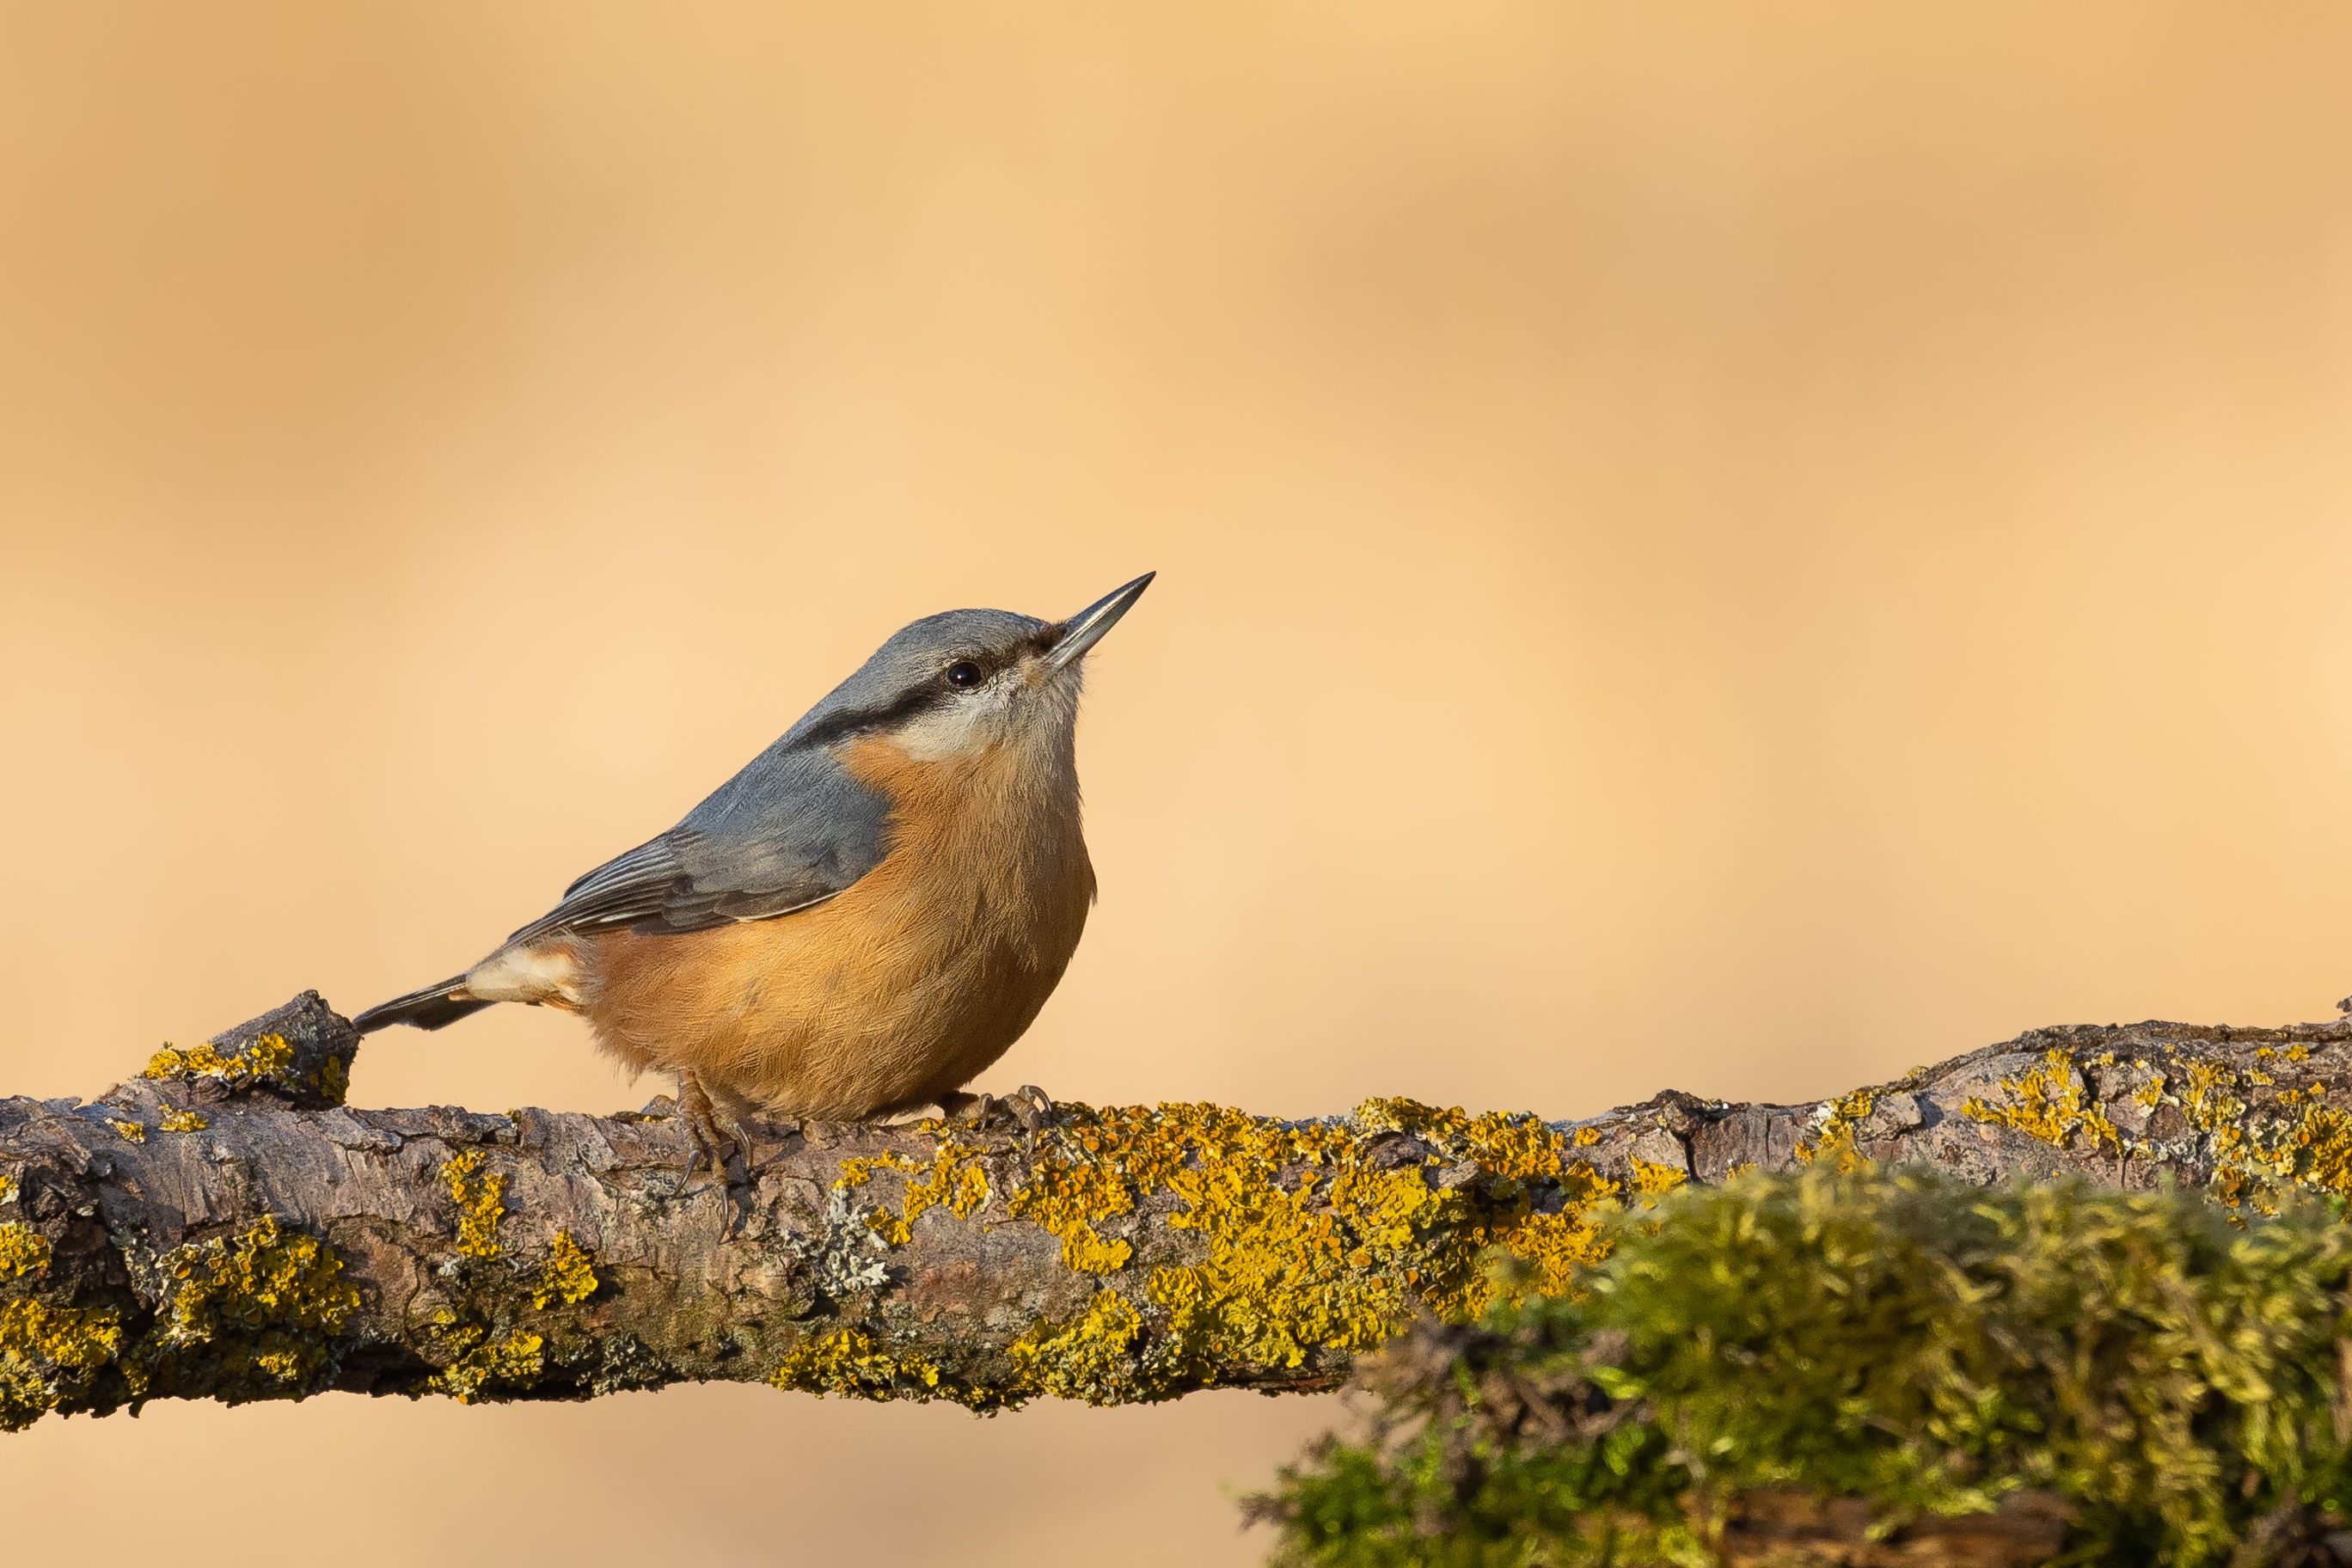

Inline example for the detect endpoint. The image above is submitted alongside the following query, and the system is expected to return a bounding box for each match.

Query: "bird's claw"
[936,1084,1057,1134]
[683,1121,740,1177]
[1009,1083,1056,1132]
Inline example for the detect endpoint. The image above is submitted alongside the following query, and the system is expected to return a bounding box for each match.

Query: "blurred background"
[4,3,2351,1561]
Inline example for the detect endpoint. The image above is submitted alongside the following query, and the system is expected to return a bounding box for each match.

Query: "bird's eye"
[944,660,985,690]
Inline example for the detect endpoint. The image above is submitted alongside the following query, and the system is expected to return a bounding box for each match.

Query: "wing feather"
[505,741,891,946]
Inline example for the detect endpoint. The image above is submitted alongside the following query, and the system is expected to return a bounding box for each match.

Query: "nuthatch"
[356,573,1153,1161]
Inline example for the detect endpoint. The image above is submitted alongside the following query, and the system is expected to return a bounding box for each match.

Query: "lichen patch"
[441,1149,508,1259]
[818,1098,1621,1408]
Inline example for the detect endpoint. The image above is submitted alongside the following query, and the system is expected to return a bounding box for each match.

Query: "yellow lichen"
[1499,1209,1613,1298]
[107,1120,145,1143]
[0,1223,51,1282]
[1796,1090,1874,1173]
[1008,1289,1144,1402]
[430,1326,546,1402]
[1,1213,364,1426]
[836,1141,991,1248]
[1629,1158,1688,1197]
[441,1150,507,1259]
[769,1326,941,1399]
[1963,1050,2121,1155]
[1949,1041,2352,1218]
[1462,1111,1572,1182]
[2185,1070,2352,1216]
[809,1099,1630,1407]
[159,1109,208,1133]
[2289,1106,2352,1198]
[140,1032,346,1105]
[143,1033,292,1083]
[2181,1059,2241,1130]
[1004,1146,1136,1273]
[530,1230,598,1310]
[0,1298,125,1430]
[1042,1101,1611,1392]
[138,1215,362,1399]
[1145,1125,1450,1373]
[0,1174,123,1428]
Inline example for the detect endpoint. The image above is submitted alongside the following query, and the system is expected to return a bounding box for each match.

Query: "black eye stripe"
[793,656,999,748]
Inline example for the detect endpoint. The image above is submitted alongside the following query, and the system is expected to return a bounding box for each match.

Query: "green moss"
[1253,1166,2352,1567]
[441,1149,507,1259]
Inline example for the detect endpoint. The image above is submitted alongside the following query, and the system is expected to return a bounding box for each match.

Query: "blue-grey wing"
[505,741,891,945]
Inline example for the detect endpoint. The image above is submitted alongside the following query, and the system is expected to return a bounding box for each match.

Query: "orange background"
[5,5,2352,1562]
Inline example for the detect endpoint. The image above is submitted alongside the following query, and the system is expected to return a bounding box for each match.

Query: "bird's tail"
[353,977,494,1033]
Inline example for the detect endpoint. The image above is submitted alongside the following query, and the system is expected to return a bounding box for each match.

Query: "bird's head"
[789,572,1154,764]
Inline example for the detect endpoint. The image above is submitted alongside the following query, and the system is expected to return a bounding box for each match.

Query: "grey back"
[503,606,1043,945]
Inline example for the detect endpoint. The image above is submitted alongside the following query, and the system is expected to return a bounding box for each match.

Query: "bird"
[354,572,1154,1164]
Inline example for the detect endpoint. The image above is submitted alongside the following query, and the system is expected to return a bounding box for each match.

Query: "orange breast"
[581,732,1093,1118]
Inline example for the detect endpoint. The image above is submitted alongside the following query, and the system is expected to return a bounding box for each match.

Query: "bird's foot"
[1008,1083,1057,1132]
[936,1084,1057,1134]
[673,1071,760,1235]
[674,1071,745,1176]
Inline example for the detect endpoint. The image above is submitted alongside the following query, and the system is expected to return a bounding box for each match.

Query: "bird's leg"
[674,1069,744,1176]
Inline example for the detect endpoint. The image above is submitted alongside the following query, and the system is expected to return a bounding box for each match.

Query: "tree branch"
[3,993,2347,1429]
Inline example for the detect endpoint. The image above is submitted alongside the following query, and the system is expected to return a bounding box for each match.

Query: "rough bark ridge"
[3,992,2349,1430]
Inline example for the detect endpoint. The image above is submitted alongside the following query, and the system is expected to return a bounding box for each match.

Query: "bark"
[3,991,2349,1429]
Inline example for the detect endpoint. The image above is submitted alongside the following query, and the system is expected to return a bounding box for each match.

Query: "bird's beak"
[1046,572,1155,671]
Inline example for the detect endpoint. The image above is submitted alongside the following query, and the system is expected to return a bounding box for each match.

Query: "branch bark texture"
[3,993,2349,1429]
